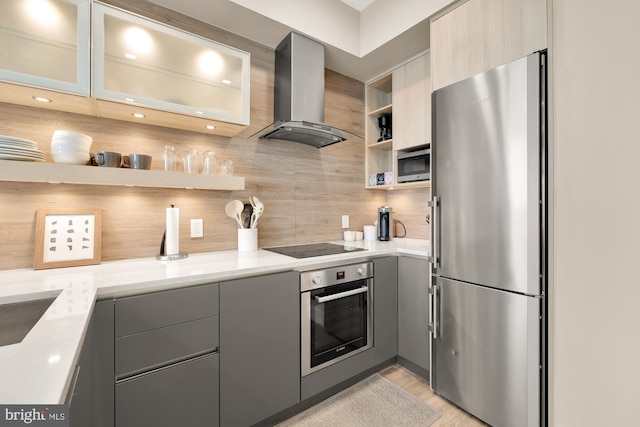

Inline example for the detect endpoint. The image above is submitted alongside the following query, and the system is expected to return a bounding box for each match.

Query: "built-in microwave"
[397,148,430,183]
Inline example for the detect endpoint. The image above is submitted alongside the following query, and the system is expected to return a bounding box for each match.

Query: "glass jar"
[160,145,177,172]
[218,159,234,176]
[182,149,201,174]
[202,151,219,175]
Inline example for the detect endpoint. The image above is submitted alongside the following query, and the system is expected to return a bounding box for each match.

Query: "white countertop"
[0,238,429,404]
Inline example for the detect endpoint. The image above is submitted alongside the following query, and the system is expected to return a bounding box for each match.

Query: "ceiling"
[339,0,375,11]
[148,0,454,82]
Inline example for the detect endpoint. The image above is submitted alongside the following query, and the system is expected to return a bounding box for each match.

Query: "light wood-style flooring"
[379,364,489,426]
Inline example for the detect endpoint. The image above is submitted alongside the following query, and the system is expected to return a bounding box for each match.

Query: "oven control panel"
[300,262,373,292]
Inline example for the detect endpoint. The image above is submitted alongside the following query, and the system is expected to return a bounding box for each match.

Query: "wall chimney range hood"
[254,32,359,148]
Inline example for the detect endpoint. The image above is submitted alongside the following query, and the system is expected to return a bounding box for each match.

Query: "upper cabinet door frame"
[0,0,90,95]
[92,2,251,125]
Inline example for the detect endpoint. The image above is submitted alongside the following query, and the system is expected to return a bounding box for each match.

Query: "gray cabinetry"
[114,283,219,427]
[219,271,300,427]
[372,256,398,364]
[69,306,94,427]
[86,299,114,427]
[398,256,430,373]
[116,353,219,427]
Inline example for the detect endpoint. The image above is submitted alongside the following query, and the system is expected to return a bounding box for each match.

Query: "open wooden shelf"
[0,160,245,190]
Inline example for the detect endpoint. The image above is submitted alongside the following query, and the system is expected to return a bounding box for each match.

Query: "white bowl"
[51,144,90,153]
[52,130,92,142]
[52,150,90,165]
[51,130,93,151]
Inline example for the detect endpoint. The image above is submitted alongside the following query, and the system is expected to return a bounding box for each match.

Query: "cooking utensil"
[249,196,264,228]
[242,203,253,229]
[225,200,244,228]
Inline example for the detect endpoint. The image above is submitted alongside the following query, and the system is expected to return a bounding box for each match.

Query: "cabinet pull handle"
[315,286,368,303]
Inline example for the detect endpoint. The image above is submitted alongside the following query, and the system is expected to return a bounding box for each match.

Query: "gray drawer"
[116,315,218,379]
[115,283,218,337]
[116,353,219,427]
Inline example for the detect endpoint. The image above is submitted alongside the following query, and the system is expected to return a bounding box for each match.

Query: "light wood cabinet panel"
[365,53,431,190]
[392,54,431,151]
[431,0,547,90]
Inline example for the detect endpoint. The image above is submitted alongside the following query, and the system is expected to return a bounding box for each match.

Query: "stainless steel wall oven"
[300,262,373,376]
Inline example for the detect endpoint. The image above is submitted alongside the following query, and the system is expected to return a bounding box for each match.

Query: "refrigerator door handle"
[429,196,439,268]
[432,282,439,340]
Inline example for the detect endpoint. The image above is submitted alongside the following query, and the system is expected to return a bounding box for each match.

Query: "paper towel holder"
[156,204,188,261]
[156,229,188,261]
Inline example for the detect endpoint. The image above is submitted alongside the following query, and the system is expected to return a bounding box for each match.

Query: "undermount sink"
[0,293,60,347]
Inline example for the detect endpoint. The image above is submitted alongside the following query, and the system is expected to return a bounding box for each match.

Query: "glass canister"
[202,151,219,175]
[218,159,234,176]
[182,149,201,174]
[161,145,177,172]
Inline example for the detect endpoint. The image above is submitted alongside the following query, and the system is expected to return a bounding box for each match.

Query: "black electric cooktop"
[262,243,366,259]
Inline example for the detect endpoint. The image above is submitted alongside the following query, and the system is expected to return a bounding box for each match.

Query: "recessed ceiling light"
[132,113,145,118]
[222,79,232,85]
[33,96,52,103]
[205,125,216,130]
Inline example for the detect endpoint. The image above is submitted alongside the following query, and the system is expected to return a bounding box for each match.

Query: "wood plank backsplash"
[0,0,427,271]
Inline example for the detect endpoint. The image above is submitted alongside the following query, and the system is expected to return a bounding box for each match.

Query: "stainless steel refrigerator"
[430,51,547,427]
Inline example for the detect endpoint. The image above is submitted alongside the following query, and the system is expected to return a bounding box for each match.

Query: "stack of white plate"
[51,130,93,165]
[0,135,45,161]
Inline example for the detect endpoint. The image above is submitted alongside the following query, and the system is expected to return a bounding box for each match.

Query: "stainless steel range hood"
[254,32,358,148]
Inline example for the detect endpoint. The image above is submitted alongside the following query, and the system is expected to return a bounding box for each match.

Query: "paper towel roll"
[166,206,179,255]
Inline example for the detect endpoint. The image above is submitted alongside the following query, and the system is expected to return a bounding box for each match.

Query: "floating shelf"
[367,180,431,191]
[0,160,245,190]
[368,104,393,117]
[367,139,393,150]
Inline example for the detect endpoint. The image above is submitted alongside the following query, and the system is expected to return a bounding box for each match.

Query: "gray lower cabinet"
[219,271,300,427]
[372,256,398,364]
[69,308,94,427]
[114,283,220,427]
[89,299,115,427]
[115,353,219,427]
[398,256,430,372]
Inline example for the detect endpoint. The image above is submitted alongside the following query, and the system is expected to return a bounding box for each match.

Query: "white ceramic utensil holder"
[238,228,258,252]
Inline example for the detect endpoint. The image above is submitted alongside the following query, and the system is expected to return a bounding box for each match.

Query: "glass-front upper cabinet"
[0,0,90,94]
[92,2,251,126]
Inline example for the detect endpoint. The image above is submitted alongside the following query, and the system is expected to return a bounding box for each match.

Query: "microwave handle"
[315,286,368,303]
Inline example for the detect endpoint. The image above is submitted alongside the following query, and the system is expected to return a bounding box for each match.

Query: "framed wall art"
[34,209,102,270]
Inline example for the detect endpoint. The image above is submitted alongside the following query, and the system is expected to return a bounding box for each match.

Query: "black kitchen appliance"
[263,243,366,259]
[377,206,393,241]
[377,113,392,142]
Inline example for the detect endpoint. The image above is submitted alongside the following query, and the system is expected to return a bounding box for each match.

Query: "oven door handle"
[314,286,369,303]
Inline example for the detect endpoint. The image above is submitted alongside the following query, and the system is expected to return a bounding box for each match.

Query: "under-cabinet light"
[196,111,203,115]
[205,125,216,130]
[132,113,145,118]
[125,98,134,103]
[33,96,52,103]
[125,53,137,60]
[222,79,232,85]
